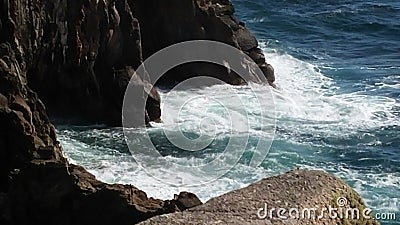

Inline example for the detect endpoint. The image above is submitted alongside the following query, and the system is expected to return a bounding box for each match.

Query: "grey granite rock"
[139,169,380,225]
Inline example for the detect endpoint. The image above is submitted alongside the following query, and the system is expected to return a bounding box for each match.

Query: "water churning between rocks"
[58,1,400,224]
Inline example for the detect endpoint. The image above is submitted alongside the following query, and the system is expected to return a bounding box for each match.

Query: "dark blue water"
[232,0,400,223]
[58,1,400,224]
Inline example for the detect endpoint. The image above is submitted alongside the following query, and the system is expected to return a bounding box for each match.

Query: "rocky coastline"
[1,0,274,126]
[0,0,378,225]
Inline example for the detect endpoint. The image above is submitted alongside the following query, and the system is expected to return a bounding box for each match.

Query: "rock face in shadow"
[17,0,161,126]
[139,170,380,225]
[0,21,202,225]
[1,0,274,126]
[131,0,275,86]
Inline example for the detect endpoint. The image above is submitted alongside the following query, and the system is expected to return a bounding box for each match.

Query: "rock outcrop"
[17,0,161,126]
[0,18,202,225]
[139,170,380,225]
[132,0,275,86]
[1,0,274,126]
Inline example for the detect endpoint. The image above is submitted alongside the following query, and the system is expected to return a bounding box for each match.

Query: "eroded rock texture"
[22,0,161,126]
[0,42,202,225]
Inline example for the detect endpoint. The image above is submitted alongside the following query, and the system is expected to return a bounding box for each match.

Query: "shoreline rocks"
[0,40,201,225]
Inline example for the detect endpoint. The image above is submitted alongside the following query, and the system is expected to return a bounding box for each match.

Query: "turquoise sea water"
[58,1,400,224]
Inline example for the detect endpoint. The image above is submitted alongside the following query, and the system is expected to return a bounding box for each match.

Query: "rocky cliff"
[0,41,202,225]
[1,0,274,126]
[1,1,211,224]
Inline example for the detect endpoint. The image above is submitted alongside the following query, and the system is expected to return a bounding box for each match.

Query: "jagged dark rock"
[0,53,200,225]
[132,0,275,86]
[10,0,160,126]
[172,192,203,212]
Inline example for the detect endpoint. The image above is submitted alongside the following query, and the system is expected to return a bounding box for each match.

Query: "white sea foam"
[248,17,265,23]
[59,46,399,212]
[261,45,400,132]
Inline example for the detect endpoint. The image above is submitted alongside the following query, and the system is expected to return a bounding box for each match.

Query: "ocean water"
[58,0,400,224]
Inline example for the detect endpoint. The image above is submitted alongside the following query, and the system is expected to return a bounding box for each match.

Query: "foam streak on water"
[59,47,399,215]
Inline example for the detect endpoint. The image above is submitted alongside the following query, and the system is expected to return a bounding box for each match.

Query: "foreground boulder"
[139,169,380,225]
